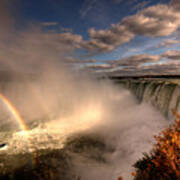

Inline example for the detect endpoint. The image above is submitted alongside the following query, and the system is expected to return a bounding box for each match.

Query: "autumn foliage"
[133,110,180,180]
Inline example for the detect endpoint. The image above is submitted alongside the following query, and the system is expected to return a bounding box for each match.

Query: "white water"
[0,1,173,177]
[126,80,180,119]
[0,76,170,180]
[69,88,169,180]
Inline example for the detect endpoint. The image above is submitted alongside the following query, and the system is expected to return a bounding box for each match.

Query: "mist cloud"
[0,0,85,73]
[0,1,174,180]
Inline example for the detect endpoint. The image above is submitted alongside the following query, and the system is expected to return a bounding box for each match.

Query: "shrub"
[133,110,180,180]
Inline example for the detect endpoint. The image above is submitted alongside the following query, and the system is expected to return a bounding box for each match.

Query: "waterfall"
[120,80,180,119]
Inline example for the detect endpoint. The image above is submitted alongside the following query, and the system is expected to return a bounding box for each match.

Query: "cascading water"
[0,75,169,180]
[122,79,180,119]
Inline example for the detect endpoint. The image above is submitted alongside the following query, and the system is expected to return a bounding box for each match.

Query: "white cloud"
[81,1,180,53]
[162,50,180,60]
[109,54,160,67]
[82,50,180,76]
[157,39,180,48]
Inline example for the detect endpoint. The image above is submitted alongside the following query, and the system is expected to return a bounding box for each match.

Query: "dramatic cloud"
[81,54,160,74]
[162,50,180,60]
[81,25,134,52]
[108,54,160,67]
[82,64,112,72]
[157,39,180,48]
[0,0,179,77]
[140,61,180,75]
[81,1,180,53]
[170,0,180,11]
[82,50,180,76]
[122,5,178,37]
[108,61,180,77]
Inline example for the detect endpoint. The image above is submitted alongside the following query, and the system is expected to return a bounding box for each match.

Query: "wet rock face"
[0,130,113,180]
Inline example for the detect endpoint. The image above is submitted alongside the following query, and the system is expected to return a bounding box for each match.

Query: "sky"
[0,0,180,76]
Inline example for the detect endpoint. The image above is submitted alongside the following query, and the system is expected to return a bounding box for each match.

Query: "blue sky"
[0,0,180,76]
[20,0,171,39]
[20,0,179,59]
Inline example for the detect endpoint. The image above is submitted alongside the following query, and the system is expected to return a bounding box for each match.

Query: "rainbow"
[0,93,28,132]
[0,93,38,166]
